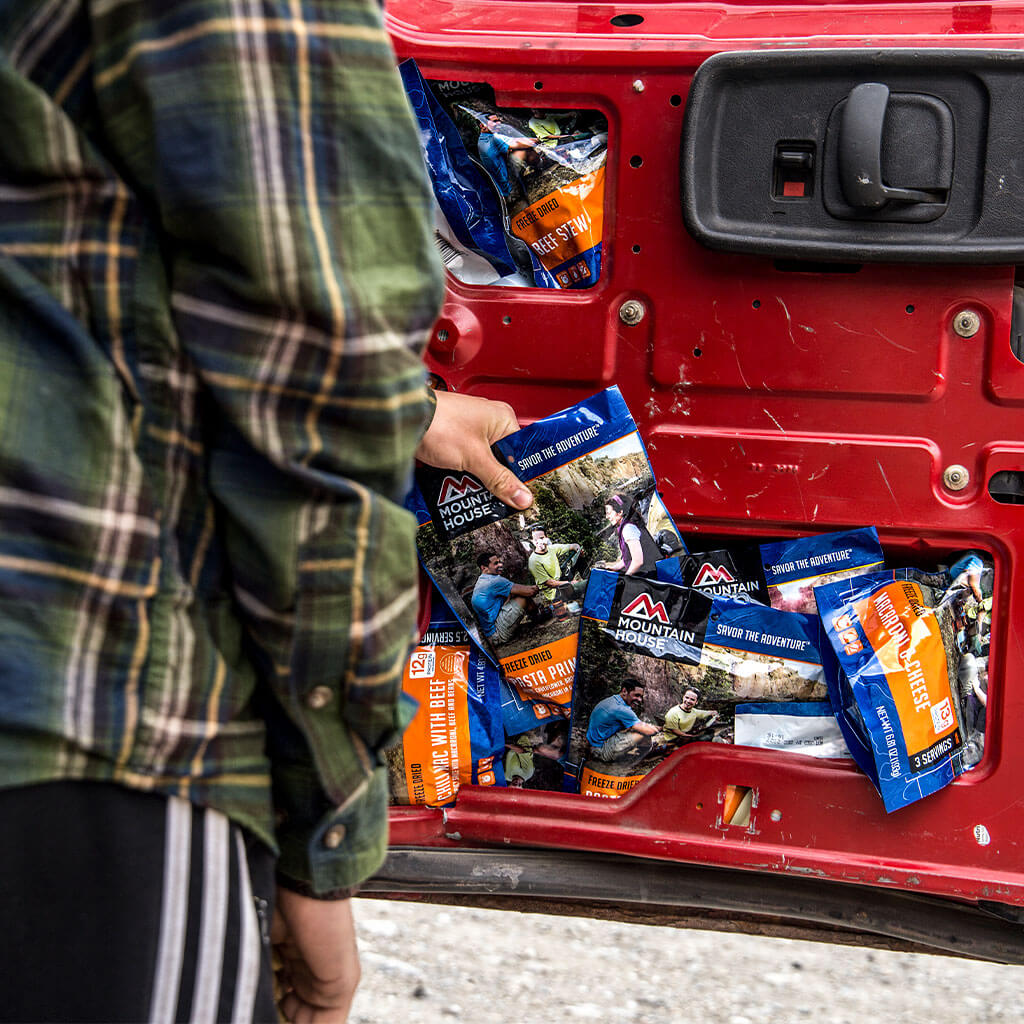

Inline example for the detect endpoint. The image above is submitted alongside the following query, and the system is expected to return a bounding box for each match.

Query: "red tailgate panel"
[386,1,1024,909]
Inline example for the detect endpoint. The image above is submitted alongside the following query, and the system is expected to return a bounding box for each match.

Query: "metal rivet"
[770,809,782,822]
[323,824,346,849]
[632,79,645,93]
[306,685,333,710]
[619,299,646,326]
[943,464,970,491]
[953,309,981,338]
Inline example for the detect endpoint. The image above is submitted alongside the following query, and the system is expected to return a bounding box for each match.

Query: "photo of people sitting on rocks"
[415,432,682,671]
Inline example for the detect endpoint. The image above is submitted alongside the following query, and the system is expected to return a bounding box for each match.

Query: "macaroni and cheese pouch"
[815,570,967,812]
[761,526,884,613]
[386,588,504,806]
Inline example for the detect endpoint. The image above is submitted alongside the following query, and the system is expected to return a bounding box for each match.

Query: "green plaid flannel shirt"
[0,0,443,893]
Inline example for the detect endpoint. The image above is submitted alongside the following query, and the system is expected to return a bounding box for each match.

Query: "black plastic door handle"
[839,83,940,209]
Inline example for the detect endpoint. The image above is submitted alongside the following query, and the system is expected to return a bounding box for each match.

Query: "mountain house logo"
[620,594,671,624]
[693,562,736,587]
[437,474,483,505]
[429,472,505,536]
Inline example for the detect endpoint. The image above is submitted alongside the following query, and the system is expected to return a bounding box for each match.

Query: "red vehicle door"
[371,0,1024,962]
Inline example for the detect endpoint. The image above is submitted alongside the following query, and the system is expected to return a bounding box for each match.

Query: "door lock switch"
[773,142,815,199]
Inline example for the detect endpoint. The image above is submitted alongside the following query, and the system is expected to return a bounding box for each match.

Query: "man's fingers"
[415,391,531,511]
[474,460,533,510]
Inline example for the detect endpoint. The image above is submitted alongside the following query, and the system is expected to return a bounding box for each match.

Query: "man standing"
[527,525,584,603]
[586,680,661,767]
[0,3,530,1021]
[472,551,545,645]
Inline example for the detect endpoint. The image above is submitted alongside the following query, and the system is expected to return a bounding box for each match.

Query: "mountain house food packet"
[761,526,884,613]
[569,571,827,798]
[441,87,608,289]
[386,588,504,806]
[408,386,683,725]
[815,570,968,811]
[656,546,769,604]
[734,702,850,758]
[399,60,521,284]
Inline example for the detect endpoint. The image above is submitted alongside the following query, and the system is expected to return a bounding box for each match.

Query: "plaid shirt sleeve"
[90,2,444,892]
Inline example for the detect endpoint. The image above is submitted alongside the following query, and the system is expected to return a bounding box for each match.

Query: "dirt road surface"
[349,897,1020,1024]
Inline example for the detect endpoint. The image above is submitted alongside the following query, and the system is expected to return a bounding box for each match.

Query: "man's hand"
[272,889,361,1023]
[417,390,533,510]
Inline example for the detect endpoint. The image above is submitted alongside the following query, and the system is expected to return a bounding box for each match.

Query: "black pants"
[0,781,278,1023]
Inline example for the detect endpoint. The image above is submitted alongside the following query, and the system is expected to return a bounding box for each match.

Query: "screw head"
[953,309,981,338]
[943,464,970,491]
[619,299,646,326]
[632,79,645,93]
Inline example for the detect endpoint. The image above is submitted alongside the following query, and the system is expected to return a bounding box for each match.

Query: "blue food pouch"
[399,59,519,280]
[815,571,966,812]
[761,526,884,613]
[408,386,683,728]
[656,546,768,604]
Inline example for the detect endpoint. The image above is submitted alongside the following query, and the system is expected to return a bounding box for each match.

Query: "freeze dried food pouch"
[408,387,683,727]
[568,574,826,798]
[761,527,884,613]
[399,60,521,284]
[734,702,850,758]
[444,93,608,289]
[386,588,504,806]
[656,547,768,604]
[815,571,966,812]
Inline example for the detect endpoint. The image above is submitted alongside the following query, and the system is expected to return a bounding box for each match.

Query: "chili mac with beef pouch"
[386,588,504,805]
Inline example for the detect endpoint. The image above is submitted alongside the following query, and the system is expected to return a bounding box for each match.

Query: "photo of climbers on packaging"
[400,61,608,289]
[408,387,683,724]
[569,570,829,798]
[386,588,504,806]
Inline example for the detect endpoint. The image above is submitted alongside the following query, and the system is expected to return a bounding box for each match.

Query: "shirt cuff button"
[306,685,334,710]
[323,824,347,849]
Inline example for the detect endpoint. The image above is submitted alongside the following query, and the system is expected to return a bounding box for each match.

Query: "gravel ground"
[349,897,1021,1024]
